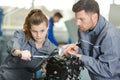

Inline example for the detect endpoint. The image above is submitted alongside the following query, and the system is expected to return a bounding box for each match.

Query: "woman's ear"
[46,27,49,31]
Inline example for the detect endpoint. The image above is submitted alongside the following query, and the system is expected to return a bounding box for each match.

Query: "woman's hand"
[20,50,31,61]
[12,49,31,61]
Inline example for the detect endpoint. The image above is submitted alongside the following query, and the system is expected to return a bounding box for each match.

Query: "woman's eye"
[41,30,44,32]
[33,31,37,33]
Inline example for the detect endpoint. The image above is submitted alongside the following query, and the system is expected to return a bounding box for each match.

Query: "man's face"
[53,16,61,23]
[75,10,97,32]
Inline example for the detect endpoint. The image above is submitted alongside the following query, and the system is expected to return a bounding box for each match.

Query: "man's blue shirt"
[48,18,59,46]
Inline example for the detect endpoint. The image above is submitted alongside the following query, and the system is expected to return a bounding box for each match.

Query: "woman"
[0,9,57,80]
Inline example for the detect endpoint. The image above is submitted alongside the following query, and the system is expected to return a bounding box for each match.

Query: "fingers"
[62,44,78,57]
[21,50,32,61]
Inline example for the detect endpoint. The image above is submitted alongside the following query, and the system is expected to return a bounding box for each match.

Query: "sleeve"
[47,39,58,54]
[80,32,120,78]
[48,19,59,47]
[77,43,84,55]
[7,30,26,54]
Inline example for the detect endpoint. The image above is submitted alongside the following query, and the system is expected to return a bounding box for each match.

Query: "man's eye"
[80,18,84,21]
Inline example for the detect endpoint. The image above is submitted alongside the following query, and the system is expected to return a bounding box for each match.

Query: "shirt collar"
[88,15,106,36]
[28,37,50,48]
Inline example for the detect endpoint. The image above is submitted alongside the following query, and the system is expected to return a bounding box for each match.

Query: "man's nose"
[76,20,81,26]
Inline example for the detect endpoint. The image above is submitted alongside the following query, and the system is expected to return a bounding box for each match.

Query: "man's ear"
[92,13,98,23]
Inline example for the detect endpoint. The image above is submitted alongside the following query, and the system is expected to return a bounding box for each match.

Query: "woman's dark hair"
[72,0,99,16]
[23,9,48,41]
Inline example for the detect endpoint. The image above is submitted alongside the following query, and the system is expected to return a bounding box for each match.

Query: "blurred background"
[0,0,120,43]
[0,0,120,79]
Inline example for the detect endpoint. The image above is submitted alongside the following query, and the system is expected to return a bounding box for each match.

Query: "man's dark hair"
[54,12,63,18]
[72,0,100,16]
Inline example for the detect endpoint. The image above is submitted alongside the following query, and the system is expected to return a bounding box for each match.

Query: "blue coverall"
[78,15,120,80]
[0,30,57,80]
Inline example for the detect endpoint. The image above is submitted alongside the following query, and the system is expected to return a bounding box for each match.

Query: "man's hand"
[62,44,78,56]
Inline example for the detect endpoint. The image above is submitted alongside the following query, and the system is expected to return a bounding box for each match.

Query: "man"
[62,0,120,80]
[48,12,63,46]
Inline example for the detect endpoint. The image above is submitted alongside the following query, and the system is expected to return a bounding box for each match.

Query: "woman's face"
[30,22,48,43]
